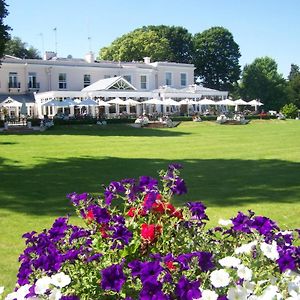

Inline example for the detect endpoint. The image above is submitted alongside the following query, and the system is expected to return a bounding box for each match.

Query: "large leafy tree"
[5,36,41,59]
[239,57,288,110]
[0,0,11,59]
[287,64,300,107]
[98,25,193,63]
[193,27,241,91]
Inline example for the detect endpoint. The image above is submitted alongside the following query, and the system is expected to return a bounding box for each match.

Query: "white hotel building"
[0,51,228,118]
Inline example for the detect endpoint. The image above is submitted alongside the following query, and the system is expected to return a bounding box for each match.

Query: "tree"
[288,63,300,81]
[193,27,241,91]
[0,0,11,59]
[98,29,171,62]
[287,64,300,107]
[98,25,193,63]
[239,57,288,110]
[5,36,41,59]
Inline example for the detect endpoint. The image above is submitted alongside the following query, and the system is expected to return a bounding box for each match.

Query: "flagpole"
[53,27,57,56]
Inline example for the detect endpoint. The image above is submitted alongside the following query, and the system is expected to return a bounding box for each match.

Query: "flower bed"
[2,164,300,299]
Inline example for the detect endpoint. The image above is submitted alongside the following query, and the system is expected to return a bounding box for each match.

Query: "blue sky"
[5,0,300,78]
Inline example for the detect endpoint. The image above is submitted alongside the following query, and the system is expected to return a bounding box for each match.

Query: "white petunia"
[235,241,257,255]
[15,284,32,300]
[200,289,219,300]
[237,264,252,281]
[4,292,18,300]
[51,272,71,288]
[260,241,279,261]
[243,281,256,294]
[35,276,52,294]
[0,286,4,294]
[219,256,241,268]
[49,288,62,300]
[259,285,281,300]
[288,280,300,297]
[227,285,248,300]
[218,219,233,226]
[210,269,231,288]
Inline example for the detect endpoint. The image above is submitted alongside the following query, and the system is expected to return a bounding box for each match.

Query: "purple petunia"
[67,192,89,206]
[140,261,164,283]
[175,276,201,300]
[100,263,126,292]
[251,216,278,235]
[186,202,209,221]
[139,279,169,300]
[277,252,296,272]
[231,211,252,233]
[194,251,215,272]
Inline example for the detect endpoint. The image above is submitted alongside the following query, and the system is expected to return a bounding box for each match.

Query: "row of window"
[7,72,187,90]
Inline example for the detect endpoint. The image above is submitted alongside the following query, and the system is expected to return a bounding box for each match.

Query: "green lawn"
[0,120,300,293]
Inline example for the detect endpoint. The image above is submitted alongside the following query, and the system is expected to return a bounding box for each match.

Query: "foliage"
[280,103,299,119]
[4,37,41,59]
[287,64,300,107]
[288,64,300,81]
[193,27,241,91]
[0,0,11,59]
[239,57,288,111]
[98,28,171,62]
[98,25,193,63]
[3,165,300,299]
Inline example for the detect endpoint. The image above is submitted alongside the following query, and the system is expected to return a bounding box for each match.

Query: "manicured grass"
[0,120,300,293]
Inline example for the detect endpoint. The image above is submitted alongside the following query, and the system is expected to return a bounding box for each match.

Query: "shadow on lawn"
[1,124,190,137]
[0,156,299,216]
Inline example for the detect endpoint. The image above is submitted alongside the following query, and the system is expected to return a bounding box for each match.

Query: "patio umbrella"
[163,98,180,106]
[107,98,126,115]
[216,99,236,106]
[124,99,140,105]
[198,98,216,105]
[20,101,27,116]
[248,99,264,111]
[233,98,250,111]
[178,98,198,116]
[107,97,126,105]
[234,98,249,105]
[77,98,98,106]
[141,98,163,105]
[42,99,61,107]
[97,100,111,107]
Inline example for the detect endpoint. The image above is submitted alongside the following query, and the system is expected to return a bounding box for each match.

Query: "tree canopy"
[287,63,300,107]
[0,0,11,59]
[239,57,287,110]
[98,25,193,63]
[5,36,41,59]
[193,27,241,91]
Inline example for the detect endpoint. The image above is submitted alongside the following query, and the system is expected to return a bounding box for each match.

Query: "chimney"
[143,57,151,64]
[85,51,94,63]
[43,51,56,60]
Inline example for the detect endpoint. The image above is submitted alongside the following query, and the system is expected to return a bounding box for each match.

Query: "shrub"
[281,103,299,119]
[3,165,300,299]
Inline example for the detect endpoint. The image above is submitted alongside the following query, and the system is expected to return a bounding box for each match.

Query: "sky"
[4,0,300,78]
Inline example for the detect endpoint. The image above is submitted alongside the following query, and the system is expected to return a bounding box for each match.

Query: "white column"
[126,104,130,114]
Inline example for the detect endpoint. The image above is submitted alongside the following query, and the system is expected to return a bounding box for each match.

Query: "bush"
[3,165,300,300]
[27,118,42,126]
[281,103,299,119]
[0,120,4,128]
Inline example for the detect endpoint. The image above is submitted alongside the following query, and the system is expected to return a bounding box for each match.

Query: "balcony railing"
[28,82,40,90]
[8,82,21,89]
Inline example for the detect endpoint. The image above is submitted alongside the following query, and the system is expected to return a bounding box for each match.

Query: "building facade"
[0,53,228,119]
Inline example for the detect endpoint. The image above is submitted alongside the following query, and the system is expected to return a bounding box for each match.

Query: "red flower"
[140,223,162,242]
[86,210,95,222]
[127,207,136,217]
[165,261,177,271]
[99,223,109,238]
